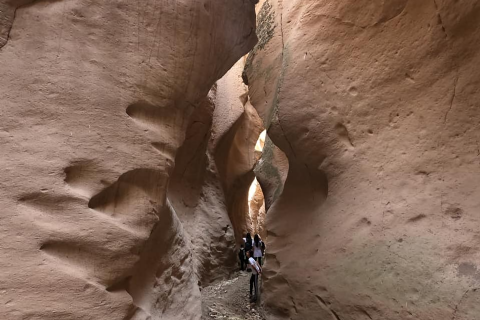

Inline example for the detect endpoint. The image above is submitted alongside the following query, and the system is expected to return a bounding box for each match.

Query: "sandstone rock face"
[0,1,256,319]
[4,0,480,318]
[254,136,288,212]
[245,0,480,319]
[214,70,264,244]
[248,178,266,240]
[168,58,263,287]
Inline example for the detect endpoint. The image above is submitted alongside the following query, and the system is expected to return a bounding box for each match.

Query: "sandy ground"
[201,271,267,320]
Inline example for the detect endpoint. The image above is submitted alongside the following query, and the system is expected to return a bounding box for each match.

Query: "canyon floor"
[201,271,267,320]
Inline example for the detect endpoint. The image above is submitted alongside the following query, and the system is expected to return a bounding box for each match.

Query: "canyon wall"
[3,0,480,319]
[168,58,263,288]
[0,1,257,319]
[245,0,480,319]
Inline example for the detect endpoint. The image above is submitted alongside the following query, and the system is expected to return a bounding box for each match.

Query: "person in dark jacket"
[243,232,253,256]
[238,244,246,271]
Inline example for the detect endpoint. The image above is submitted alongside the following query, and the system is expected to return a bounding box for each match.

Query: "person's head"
[254,234,260,245]
[240,243,244,249]
[246,232,251,240]
[246,250,252,258]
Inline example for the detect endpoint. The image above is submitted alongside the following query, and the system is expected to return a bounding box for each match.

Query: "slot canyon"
[1,0,480,319]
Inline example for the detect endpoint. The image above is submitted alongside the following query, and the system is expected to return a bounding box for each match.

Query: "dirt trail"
[201,271,267,320]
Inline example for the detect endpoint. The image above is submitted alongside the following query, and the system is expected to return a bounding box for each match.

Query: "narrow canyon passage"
[200,0,480,319]
[1,0,480,320]
[200,128,272,320]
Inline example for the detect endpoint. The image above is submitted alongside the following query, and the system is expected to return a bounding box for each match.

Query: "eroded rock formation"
[3,0,480,319]
[245,0,480,319]
[213,71,264,244]
[168,58,263,287]
[254,136,288,213]
[0,1,257,319]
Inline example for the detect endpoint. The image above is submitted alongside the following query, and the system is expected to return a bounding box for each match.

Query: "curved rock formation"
[214,98,264,244]
[245,0,480,319]
[0,1,256,319]
[3,0,480,319]
[254,136,288,212]
[168,56,267,286]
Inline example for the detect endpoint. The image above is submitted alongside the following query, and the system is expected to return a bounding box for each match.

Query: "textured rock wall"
[254,136,288,212]
[245,0,480,319]
[214,74,264,244]
[168,58,262,287]
[248,179,265,239]
[0,1,256,319]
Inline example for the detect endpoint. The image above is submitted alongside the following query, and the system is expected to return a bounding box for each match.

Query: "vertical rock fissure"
[444,69,459,124]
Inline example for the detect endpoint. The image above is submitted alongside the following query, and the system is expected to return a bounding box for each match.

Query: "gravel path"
[201,271,267,320]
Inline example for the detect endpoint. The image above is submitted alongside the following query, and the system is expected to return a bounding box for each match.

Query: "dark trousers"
[250,273,259,296]
[240,258,246,271]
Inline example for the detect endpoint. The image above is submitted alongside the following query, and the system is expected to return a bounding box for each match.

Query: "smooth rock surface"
[245,0,480,319]
[0,1,256,319]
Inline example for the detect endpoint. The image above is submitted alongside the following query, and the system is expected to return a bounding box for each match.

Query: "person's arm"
[255,260,262,274]
[249,258,259,273]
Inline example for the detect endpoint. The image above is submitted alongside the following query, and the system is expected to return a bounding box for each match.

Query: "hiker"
[244,232,253,256]
[246,250,262,301]
[238,244,247,271]
[253,234,264,266]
